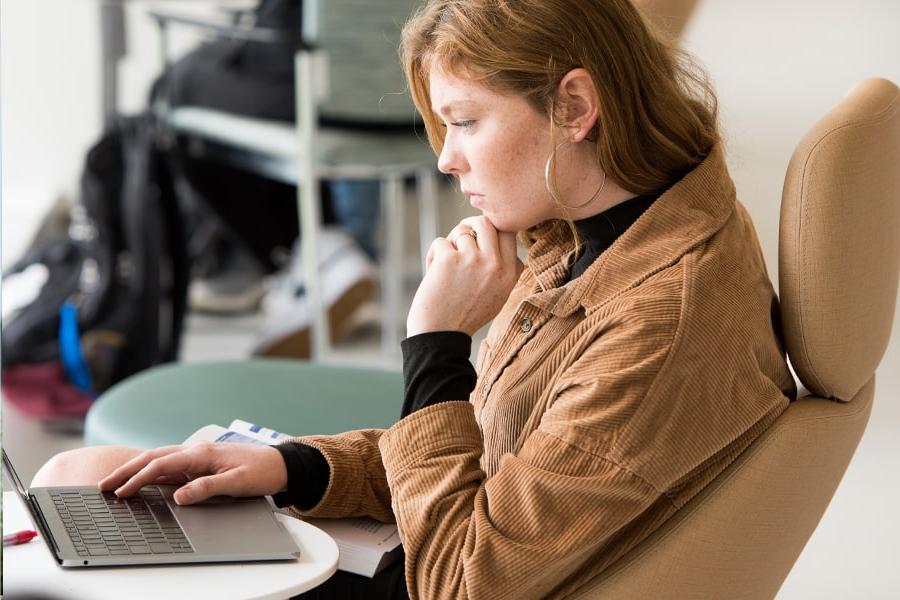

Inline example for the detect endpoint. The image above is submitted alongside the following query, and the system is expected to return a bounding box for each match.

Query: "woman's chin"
[471,208,527,234]
[485,215,530,234]
[478,212,508,233]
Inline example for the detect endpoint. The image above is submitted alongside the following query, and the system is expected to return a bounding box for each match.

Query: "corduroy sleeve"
[278,429,395,523]
[376,316,679,600]
[273,331,474,521]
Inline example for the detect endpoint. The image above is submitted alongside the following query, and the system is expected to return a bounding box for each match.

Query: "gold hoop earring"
[544,139,606,210]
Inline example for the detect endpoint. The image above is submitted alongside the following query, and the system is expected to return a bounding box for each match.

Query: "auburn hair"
[401,0,719,198]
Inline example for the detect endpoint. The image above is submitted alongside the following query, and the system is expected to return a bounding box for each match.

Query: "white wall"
[0,0,229,267]
[687,0,900,278]
[1,0,101,264]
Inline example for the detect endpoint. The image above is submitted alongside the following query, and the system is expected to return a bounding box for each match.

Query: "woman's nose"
[437,141,466,175]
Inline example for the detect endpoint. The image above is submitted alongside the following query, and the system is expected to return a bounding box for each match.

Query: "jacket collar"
[524,144,736,317]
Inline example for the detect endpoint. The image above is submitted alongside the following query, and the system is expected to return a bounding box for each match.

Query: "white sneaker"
[251,227,375,359]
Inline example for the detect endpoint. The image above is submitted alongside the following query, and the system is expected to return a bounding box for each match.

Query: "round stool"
[85,359,402,448]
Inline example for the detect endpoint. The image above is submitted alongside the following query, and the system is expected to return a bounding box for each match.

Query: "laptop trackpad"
[161,488,300,557]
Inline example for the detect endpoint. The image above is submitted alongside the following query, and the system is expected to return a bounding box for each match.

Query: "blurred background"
[2,1,899,597]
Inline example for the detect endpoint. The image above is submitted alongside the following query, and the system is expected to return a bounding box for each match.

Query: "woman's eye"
[451,120,475,129]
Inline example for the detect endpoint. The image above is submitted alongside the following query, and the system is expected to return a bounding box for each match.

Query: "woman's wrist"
[267,445,289,494]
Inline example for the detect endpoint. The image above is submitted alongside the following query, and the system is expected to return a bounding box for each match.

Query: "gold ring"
[453,230,477,245]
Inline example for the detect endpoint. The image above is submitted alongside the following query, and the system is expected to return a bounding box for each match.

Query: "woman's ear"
[556,68,600,143]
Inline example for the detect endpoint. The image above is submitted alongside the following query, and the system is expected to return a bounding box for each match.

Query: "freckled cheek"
[488,138,534,183]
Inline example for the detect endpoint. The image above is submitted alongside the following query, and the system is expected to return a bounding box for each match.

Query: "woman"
[35,0,796,597]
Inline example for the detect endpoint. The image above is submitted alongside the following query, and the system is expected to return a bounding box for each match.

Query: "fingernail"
[175,490,192,505]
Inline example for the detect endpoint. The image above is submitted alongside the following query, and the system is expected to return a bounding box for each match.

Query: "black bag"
[1,114,189,408]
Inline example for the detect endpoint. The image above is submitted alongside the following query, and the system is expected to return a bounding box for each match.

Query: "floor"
[2,0,900,597]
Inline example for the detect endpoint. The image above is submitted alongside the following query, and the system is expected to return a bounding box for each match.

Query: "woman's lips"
[463,191,485,206]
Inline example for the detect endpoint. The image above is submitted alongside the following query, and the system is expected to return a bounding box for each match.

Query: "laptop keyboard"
[51,487,195,557]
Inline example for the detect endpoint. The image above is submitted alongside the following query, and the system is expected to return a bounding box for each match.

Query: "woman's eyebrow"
[433,99,479,116]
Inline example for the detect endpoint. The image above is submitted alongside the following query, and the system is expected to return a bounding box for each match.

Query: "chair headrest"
[779,78,900,400]
[633,0,701,41]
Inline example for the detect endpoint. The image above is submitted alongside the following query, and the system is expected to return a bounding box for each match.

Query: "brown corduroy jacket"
[288,144,797,599]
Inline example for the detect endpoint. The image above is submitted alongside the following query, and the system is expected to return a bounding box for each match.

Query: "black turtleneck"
[568,193,658,280]
[273,192,659,510]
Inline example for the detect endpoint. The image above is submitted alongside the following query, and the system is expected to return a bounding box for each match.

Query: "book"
[185,419,403,578]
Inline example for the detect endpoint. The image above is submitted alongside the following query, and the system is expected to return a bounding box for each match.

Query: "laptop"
[2,448,301,567]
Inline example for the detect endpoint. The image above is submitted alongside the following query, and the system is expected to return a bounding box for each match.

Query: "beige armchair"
[572,77,900,599]
[633,0,702,41]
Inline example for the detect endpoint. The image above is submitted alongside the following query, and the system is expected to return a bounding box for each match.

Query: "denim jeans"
[329,180,381,259]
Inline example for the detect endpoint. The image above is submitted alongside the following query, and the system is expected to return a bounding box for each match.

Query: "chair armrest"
[147,9,310,48]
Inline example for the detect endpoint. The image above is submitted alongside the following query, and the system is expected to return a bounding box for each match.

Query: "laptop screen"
[1,447,58,553]
[2,447,31,502]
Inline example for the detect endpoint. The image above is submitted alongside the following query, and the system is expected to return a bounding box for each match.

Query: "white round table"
[2,491,339,600]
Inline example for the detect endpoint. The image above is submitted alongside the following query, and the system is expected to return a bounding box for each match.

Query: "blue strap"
[59,302,95,396]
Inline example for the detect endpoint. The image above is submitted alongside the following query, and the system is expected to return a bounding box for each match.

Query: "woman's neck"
[551,140,637,221]
[568,177,637,221]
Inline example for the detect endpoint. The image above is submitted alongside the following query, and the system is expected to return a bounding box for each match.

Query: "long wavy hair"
[401,0,719,216]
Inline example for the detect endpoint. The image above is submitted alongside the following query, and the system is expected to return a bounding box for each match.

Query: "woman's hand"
[407,216,524,337]
[97,442,288,506]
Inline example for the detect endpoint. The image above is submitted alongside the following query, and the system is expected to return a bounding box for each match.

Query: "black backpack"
[1,114,189,401]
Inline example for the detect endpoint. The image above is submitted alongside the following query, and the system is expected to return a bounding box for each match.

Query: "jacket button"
[481,382,490,396]
[520,317,533,333]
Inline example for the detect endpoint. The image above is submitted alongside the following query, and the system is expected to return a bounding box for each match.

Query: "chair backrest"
[305,0,421,125]
[780,78,900,401]
[569,78,900,599]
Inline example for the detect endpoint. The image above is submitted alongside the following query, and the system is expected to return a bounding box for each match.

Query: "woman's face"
[429,67,559,232]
